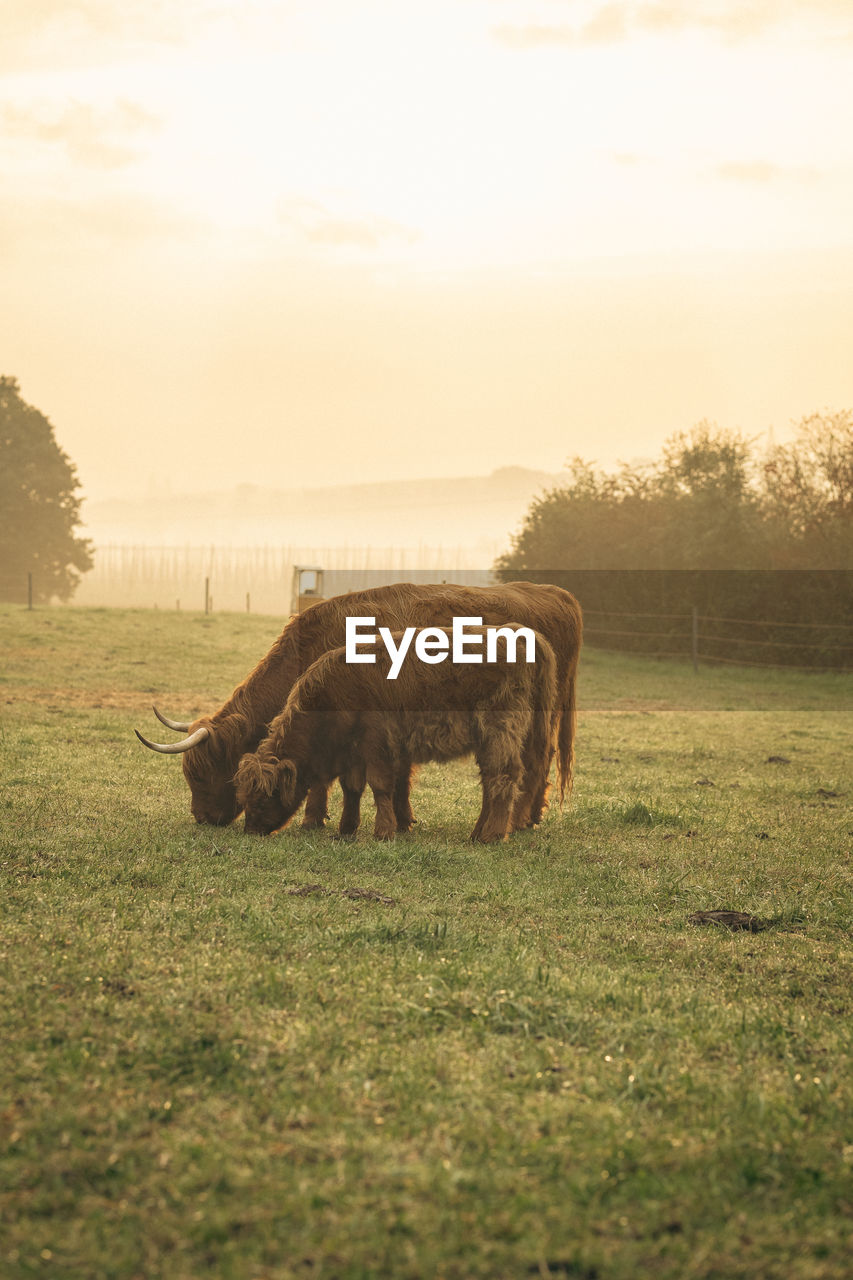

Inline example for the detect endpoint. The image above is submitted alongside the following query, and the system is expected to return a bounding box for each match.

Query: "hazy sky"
[3,0,853,500]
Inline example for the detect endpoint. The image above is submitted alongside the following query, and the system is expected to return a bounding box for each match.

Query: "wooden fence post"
[205,577,210,615]
[692,606,699,672]
[27,572,33,610]
[246,592,251,614]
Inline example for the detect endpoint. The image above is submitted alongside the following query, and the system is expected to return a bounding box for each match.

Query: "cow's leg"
[510,737,537,830]
[392,761,416,832]
[511,792,533,831]
[520,716,558,828]
[524,764,553,827]
[512,732,551,830]
[302,784,330,829]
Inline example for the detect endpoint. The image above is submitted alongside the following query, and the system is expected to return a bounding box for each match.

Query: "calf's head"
[236,753,306,835]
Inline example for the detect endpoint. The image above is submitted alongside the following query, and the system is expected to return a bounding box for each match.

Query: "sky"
[3,0,853,502]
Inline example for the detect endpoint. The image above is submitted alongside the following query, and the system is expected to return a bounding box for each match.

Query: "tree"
[494,457,662,571]
[494,416,852,657]
[760,410,853,568]
[495,422,767,574]
[0,376,93,603]
[655,421,768,568]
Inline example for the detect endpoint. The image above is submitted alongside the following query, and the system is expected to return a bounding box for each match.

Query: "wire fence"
[20,556,853,673]
[69,545,494,615]
[584,606,853,672]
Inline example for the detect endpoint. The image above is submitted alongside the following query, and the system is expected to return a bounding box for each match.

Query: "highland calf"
[235,627,558,843]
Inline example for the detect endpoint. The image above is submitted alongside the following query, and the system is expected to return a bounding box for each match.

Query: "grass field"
[1,604,851,1280]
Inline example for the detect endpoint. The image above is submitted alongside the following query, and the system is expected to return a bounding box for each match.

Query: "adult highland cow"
[236,627,558,843]
[135,581,582,827]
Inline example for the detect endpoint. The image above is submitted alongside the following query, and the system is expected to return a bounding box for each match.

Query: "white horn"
[135,726,210,754]
[152,705,193,732]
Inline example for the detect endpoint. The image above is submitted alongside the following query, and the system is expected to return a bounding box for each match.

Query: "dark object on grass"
[767,755,791,764]
[816,788,842,798]
[688,910,768,932]
[694,776,715,786]
[102,977,136,998]
[342,887,397,905]
[286,883,397,905]
[527,1262,598,1279]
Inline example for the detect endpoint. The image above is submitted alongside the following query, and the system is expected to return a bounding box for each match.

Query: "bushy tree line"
[496,414,853,667]
[498,414,852,572]
[0,376,93,604]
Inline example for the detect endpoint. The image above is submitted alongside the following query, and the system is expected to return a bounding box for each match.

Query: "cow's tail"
[534,646,558,787]
[556,665,577,807]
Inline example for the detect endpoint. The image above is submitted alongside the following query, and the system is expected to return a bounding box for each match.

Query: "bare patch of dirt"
[581,703,681,713]
[7,687,216,712]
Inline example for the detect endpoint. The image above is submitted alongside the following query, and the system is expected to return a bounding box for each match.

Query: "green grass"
[1,604,852,1279]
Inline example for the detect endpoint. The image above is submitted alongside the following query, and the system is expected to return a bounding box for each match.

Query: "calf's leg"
[471,759,521,843]
[302,783,330,830]
[366,759,398,841]
[337,763,366,837]
[392,761,416,832]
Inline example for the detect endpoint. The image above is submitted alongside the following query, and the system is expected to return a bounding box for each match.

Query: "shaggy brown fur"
[235,628,558,842]
[166,581,581,826]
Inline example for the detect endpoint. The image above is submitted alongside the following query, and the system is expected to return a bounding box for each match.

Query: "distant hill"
[82,466,567,556]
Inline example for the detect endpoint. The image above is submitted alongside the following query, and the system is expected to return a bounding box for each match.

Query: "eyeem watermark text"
[345,616,536,680]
